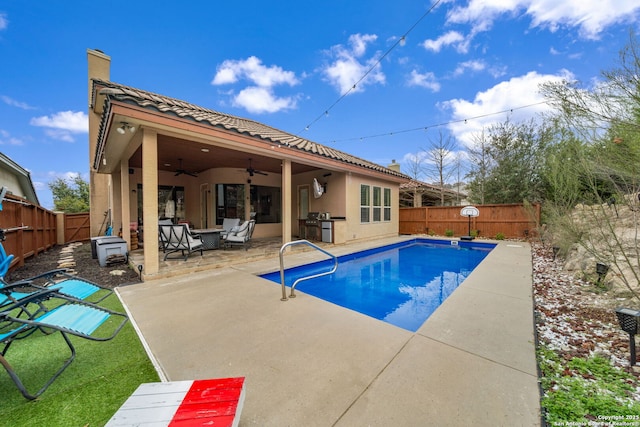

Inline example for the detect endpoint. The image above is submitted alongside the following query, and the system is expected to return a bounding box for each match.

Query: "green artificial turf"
[0,292,160,426]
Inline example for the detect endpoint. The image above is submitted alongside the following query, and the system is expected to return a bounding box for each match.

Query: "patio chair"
[159,224,204,261]
[223,220,256,251]
[0,288,128,399]
[0,237,113,306]
[219,218,241,239]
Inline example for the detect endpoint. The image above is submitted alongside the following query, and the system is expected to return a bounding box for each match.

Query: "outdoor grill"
[305,212,320,226]
[304,212,320,241]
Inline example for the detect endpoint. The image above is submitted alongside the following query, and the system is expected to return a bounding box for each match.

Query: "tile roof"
[93,79,411,180]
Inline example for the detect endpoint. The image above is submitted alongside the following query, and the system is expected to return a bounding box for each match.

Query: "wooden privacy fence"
[64,212,91,243]
[0,194,57,271]
[0,194,91,272]
[399,203,541,239]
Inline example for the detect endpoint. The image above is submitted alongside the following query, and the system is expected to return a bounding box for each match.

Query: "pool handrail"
[279,240,338,301]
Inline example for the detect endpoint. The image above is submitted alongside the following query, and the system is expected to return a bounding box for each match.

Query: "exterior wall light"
[615,308,640,366]
[117,122,136,134]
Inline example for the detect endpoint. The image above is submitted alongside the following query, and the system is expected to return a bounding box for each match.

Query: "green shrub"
[537,346,640,424]
[445,229,454,237]
[495,232,505,240]
[470,229,478,238]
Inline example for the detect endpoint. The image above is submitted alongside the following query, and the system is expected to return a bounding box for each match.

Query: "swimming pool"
[261,238,495,332]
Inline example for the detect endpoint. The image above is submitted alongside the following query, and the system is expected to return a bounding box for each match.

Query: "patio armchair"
[223,220,256,251]
[219,218,241,239]
[159,224,204,261]
[0,288,128,399]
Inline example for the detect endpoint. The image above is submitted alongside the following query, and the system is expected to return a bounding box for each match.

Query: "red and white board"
[106,377,245,427]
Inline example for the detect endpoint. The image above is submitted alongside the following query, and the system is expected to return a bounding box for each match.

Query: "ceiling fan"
[174,158,198,177]
[244,158,268,176]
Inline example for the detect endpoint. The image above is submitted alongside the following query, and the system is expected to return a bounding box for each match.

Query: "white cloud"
[30,110,88,142]
[30,111,88,132]
[441,70,573,146]
[232,86,297,114]
[408,70,441,92]
[0,13,7,31]
[322,33,386,94]
[1,95,34,110]
[0,129,23,145]
[421,31,469,53]
[212,56,299,88]
[453,60,486,76]
[447,0,640,40]
[349,33,378,57]
[211,56,300,114]
[212,67,237,85]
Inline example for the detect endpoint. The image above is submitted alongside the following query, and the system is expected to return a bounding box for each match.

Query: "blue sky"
[0,1,638,209]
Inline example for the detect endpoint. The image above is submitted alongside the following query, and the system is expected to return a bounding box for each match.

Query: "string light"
[298,0,443,135]
[322,101,550,144]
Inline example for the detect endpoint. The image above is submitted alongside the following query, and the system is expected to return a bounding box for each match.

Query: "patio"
[117,237,541,426]
[128,236,333,281]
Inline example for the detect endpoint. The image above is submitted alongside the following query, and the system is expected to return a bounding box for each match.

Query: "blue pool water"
[261,239,495,332]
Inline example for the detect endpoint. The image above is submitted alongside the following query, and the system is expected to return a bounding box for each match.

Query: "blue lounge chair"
[3,269,114,304]
[0,236,113,305]
[0,288,128,400]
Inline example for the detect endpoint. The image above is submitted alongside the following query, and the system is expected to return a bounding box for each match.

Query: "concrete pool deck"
[117,237,541,426]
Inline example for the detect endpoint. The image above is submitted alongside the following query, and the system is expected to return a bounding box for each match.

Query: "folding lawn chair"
[0,230,114,305]
[0,288,129,400]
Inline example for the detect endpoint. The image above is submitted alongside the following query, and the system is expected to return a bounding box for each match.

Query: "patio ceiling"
[127,134,318,176]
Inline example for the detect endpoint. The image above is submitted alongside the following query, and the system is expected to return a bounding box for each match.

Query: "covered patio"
[128,236,311,281]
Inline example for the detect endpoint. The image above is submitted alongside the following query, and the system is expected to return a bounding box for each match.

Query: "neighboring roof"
[400,179,465,197]
[400,179,462,194]
[0,152,40,205]
[91,79,411,180]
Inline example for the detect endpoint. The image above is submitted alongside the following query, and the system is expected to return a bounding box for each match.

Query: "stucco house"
[87,49,410,278]
[0,152,39,206]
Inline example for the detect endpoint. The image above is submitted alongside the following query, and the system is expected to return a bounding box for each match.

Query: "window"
[137,185,184,225]
[372,187,381,222]
[250,185,281,224]
[361,184,391,223]
[216,184,245,224]
[384,188,391,221]
[360,185,370,223]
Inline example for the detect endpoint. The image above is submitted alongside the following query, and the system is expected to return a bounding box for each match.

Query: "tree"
[465,129,492,204]
[465,119,550,204]
[49,174,90,213]
[539,31,640,302]
[423,130,457,205]
[403,151,427,181]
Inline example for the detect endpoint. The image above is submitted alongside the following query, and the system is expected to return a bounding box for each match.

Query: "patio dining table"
[191,228,225,250]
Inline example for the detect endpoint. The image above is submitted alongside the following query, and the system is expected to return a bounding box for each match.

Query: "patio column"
[142,129,159,276]
[281,159,292,243]
[111,171,122,236]
[120,159,131,249]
